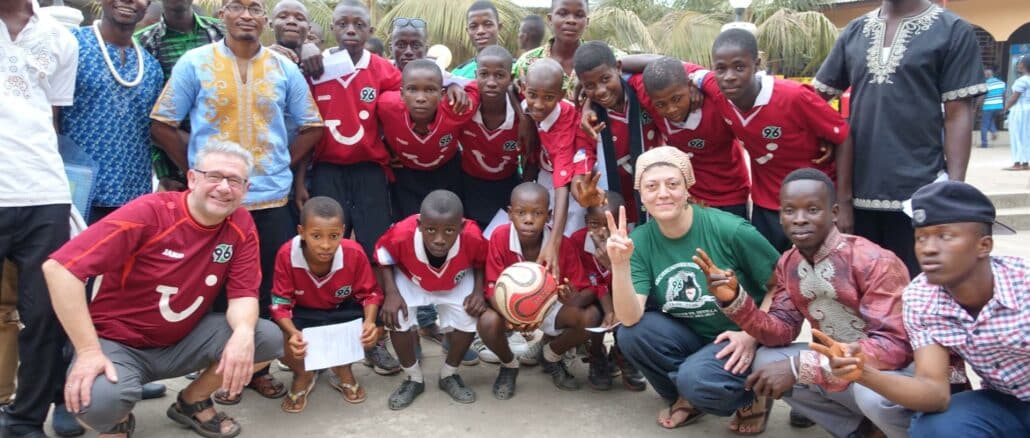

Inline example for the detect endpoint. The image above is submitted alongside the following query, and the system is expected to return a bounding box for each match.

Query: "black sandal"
[103,413,135,437]
[166,394,242,438]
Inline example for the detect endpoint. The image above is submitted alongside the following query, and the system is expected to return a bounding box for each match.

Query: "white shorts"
[537,170,586,237]
[539,301,564,337]
[391,269,477,333]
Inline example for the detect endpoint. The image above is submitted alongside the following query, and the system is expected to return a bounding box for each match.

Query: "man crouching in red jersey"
[42,142,283,438]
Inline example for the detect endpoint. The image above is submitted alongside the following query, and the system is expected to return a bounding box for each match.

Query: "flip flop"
[330,379,367,404]
[657,405,706,429]
[730,396,773,436]
[280,375,318,414]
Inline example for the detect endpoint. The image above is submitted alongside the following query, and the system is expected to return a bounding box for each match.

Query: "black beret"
[910,181,1015,234]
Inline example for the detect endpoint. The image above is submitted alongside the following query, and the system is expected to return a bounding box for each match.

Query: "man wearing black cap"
[812,180,1029,437]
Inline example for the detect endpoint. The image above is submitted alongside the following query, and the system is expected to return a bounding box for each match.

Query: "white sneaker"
[472,336,501,363]
[520,339,545,366]
[508,332,529,357]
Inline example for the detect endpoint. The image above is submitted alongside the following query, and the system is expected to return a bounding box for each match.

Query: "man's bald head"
[272,0,306,16]
[524,58,564,93]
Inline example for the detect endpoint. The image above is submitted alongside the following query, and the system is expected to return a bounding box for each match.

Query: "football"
[491,262,559,325]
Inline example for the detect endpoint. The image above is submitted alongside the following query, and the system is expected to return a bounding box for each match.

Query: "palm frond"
[584,7,657,54]
[596,0,670,23]
[749,0,832,23]
[670,0,731,15]
[647,10,723,66]
[756,8,837,77]
[374,0,527,65]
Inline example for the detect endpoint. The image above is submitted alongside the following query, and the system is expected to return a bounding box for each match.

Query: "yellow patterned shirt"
[150,41,322,209]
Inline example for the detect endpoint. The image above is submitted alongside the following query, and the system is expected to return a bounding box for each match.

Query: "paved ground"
[50,132,1027,437]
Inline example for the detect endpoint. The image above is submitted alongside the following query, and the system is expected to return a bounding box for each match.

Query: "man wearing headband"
[814,181,1028,437]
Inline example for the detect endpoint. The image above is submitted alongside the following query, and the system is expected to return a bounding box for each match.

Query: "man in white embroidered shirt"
[0,0,78,436]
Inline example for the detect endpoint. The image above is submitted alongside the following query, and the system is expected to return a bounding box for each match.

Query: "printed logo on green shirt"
[656,262,718,317]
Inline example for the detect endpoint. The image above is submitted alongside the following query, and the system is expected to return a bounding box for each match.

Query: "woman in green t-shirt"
[606,147,780,433]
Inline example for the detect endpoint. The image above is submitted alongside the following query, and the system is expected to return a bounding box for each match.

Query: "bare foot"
[657,398,699,429]
[729,397,771,435]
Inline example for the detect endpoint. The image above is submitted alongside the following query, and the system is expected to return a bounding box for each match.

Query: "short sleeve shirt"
[60,27,164,207]
[269,236,383,321]
[150,42,323,209]
[903,256,1030,401]
[629,206,778,341]
[0,1,78,207]
[374,215,487,292]
[813,5,986,210]
[134,14,225,80]
[48,191,261,348]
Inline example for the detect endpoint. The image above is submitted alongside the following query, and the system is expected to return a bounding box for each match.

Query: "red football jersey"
[568,227,610,298]
[630,69,750,207]
[49,192,260,348]
[532,99,595,188]
[485,223,598,300]
[700,73,849,210]
[374,215,487,292]
[270,236,384,321]
[311,49,402,168]
[590,78,661,223]
[378,82,480,171]
[458,94,521,180]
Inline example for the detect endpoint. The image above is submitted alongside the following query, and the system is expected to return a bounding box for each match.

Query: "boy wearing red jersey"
[479,183,601,399]
[521,58,595,279]
[379,60,480,219]
[374,190,488,409]
[573,42,661,225]
[702,29,850,252]
[637,57,750,219]
[570,191,647,391]
[458,45,524,230]
[272,197,383,413]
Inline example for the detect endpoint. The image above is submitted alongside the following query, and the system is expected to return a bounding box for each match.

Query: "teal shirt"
[629,206,779,341]
[451,59,477,79]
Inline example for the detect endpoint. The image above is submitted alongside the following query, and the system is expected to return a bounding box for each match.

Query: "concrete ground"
[52,132,1028,437]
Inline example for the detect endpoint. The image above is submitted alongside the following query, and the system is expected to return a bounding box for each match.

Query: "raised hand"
[809,329,866,382]
[573,170,606,208]
[604,206,634,266]
[692,248,739,302]
[812,141,834,165]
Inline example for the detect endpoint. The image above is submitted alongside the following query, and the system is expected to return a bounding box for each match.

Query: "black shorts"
[310,162,392,260]
[392,156,462,220]
[460,171,519,230]
[291,300,382,330]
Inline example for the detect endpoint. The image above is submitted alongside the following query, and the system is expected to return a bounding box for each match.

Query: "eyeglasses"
[194,169,247,190]
[392,17,426,30]
[223,3,266,17]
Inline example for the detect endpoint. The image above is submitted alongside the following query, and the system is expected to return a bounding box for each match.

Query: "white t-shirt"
[0,0,78,207]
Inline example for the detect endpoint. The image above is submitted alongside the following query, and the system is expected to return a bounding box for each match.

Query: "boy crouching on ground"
[271,197,384,413]
[478,182,602,399]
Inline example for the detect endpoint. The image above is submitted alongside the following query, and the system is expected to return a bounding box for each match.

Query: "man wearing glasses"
[150,0,323,405]
[43,142,283,438]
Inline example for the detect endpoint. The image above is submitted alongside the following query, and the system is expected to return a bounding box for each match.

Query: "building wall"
[822,0,1030,42]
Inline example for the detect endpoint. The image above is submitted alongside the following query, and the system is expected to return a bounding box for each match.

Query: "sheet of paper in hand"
[302,318,365,371]
[311,48,356,85]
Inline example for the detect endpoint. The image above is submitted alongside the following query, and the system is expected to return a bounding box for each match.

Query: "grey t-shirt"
[813,5,986,210]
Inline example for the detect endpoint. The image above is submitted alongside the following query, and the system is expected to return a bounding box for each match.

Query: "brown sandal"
[213,373,287,405]
[330,376,367,404]
[658,404,706,429]
[729,396,773,436]
[281,374,318,414]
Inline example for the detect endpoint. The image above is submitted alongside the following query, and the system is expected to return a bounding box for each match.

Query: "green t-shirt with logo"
[629,205,779,342]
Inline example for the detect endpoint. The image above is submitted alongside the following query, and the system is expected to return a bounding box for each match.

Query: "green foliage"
[648,10,723,65]
[596,0,670,23]
[756,8,837,76]
[584,7,657,54]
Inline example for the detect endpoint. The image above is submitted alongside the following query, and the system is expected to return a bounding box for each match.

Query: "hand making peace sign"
[604,206,634,265]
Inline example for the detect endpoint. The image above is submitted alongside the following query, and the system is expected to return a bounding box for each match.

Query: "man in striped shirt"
[981,68,1006,148]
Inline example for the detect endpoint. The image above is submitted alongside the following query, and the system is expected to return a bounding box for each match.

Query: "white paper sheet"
[311,49,355,85]
[302,319,365,371]
[586,322,621,333]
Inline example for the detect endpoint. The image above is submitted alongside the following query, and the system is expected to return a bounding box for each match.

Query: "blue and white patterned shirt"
[983,76,1005,111]
[60,26,163,207]
[903,256,1030,401]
